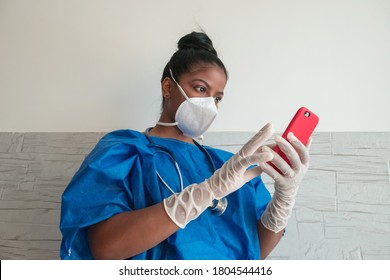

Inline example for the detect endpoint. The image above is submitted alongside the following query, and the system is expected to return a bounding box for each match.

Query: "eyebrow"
[191,79,224,95]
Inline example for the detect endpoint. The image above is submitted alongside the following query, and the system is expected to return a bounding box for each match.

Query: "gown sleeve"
[59,133,144,259]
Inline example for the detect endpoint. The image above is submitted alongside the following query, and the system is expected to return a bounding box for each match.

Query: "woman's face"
[163,64,227,121]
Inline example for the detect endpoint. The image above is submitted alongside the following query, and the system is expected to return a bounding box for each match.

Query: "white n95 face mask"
[157,69,218,139]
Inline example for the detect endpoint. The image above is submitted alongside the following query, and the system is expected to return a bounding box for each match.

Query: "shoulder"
[94,129,148,150]
[99,129,146,144]
[84,129,150,167]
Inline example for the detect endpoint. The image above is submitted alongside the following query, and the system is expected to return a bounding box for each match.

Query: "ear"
[161,77,173,99]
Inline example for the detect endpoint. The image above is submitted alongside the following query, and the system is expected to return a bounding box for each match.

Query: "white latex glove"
[260,132,312,233]
[163,123,275,229]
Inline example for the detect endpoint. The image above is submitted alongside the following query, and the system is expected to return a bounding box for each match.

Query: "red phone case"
[272,107,319,171]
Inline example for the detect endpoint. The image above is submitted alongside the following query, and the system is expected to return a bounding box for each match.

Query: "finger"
[258,142,276,152]
[306,136,313,149]
[243,166,263,182]
[267,143,276,150]
[259,162,283,183]
[262,146,294,177]
[253,142,276,155]
[237,151,274,172]
[287,133,310,166]
[239,123,274,157]
[275,135,301,171]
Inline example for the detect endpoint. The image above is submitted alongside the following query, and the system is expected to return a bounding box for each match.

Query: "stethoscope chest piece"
[210,197,228,216]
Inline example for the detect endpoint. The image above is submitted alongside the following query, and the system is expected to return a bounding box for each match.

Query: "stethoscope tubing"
[144,128,227,216]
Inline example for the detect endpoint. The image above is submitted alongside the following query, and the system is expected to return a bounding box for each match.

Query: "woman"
[60,31,311,260]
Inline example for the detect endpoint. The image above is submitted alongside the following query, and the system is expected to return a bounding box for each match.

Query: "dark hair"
[161,32,228,83]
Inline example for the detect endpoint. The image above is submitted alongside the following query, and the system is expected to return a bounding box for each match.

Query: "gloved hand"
[260,132,312,233]
[163,123,275,229]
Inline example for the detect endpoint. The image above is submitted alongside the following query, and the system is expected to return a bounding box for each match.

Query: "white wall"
[1,0,389,132]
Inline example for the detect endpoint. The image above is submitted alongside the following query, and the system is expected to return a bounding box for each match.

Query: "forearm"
[88,202,179,259]
[257,221,283,260]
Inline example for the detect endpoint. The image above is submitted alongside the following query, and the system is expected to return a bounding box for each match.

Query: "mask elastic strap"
[157,121,179,126]
[156,69,184,127]
[169,68,190,101]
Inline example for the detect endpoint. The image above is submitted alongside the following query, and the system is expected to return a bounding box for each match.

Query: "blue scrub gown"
[59,129,271,260]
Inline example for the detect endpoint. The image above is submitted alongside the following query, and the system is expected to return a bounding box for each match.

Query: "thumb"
[243,166,263,182]
[241,152,274,182]
[242,151,274,167]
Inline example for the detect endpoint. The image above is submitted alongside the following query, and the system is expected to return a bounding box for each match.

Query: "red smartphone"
[271,107,319,171]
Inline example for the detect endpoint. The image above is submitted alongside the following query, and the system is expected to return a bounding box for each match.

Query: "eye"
[195,86,206,94]
[215,96,223,103]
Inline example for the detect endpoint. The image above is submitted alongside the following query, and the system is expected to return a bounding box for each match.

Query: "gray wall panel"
[0,131,389,259]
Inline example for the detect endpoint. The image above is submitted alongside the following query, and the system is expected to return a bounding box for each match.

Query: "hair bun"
[178,32,218,56]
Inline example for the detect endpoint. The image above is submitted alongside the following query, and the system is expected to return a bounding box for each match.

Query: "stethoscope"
[144,127,228,216]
